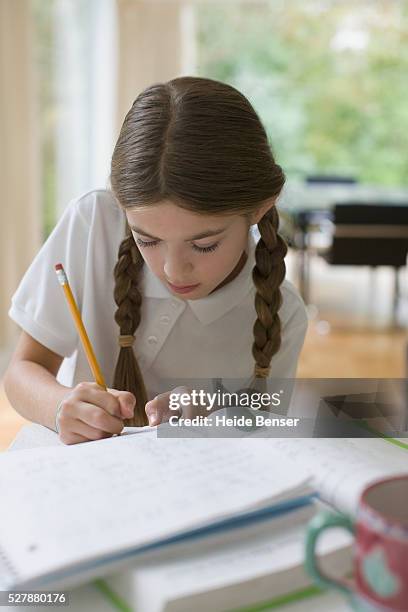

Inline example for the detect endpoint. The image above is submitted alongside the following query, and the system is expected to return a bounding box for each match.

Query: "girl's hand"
[56,382,135,445]
[145,386,209,426]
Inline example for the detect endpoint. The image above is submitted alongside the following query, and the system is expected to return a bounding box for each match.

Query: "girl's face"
[126,200,255,300]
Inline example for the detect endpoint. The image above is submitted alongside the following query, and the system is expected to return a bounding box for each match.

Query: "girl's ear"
[250,198,276,226]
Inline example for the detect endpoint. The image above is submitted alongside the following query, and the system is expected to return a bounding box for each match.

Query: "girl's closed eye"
[135,237,159,248]
[136,237,220,254]
[192,242,219,253]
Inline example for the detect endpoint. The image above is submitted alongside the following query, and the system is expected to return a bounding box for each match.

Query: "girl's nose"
[164,254,194,283]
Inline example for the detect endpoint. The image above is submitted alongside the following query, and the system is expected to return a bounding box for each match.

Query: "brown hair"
[110,76,287,426]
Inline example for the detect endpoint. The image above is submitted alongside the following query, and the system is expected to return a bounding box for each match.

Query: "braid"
[252,207,287,380]
[113,227,149,426]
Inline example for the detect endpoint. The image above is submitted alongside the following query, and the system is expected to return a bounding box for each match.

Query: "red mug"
[305,474,408,611]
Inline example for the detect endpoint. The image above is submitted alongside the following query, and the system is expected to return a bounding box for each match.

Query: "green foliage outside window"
[196,0,408,186]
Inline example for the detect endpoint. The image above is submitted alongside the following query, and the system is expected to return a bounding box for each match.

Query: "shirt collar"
[141,230,257,325]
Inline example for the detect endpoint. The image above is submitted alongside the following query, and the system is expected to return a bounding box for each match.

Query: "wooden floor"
[1,252,407,451]
[299,321,406,377]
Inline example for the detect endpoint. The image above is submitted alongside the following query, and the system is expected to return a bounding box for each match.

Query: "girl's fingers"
[145,386,192,425]
[74,382,123,418]
[145,394,180,426]
[75,402,124,434]
[107,388,136,419]
[59,431,90,445]
[70,420,113,441]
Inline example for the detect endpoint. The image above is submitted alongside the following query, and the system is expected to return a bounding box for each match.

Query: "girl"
[4,76,307,444]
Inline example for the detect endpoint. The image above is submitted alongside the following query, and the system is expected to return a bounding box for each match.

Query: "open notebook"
[104,434,407,612]
[1,424,406,597]
[267,436,407,514]
[0,430,313,591]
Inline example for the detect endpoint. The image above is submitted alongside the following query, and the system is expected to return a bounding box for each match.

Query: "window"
[196,0,408,186]
[32,0,117,237]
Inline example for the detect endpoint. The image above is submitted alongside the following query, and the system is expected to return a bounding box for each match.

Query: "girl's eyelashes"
[135,238,159,248]
[192,242,219,253]
[135,237,220,253]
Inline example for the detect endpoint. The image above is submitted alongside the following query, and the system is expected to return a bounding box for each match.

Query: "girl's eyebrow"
[128,225,227,241]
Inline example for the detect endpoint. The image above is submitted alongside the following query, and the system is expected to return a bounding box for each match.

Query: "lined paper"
[0,433,311,586]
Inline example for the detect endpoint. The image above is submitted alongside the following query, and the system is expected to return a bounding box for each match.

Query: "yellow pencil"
[54,263,107,389]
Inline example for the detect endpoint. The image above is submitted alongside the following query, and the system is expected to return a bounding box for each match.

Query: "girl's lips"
[167,281,200,294]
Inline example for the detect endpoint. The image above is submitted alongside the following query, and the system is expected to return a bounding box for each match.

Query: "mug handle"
[305,510,354,596]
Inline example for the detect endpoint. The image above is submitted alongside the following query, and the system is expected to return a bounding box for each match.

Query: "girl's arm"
[3,331,135,444]
[4,331,67,430]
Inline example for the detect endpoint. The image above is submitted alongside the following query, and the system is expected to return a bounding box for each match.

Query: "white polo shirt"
[9,189,308,400]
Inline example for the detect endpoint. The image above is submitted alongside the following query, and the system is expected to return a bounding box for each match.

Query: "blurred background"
[1,0,407,448]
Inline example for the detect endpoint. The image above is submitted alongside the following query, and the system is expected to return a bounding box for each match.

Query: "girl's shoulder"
[65,188,123,227]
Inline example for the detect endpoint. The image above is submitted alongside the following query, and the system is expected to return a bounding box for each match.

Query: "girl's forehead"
[126,200,243,238]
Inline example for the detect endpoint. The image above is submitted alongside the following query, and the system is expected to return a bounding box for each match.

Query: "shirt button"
[147,335,158,345]
[160,315,170,324]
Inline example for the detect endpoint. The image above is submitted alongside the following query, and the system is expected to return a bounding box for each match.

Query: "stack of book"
[1,423,406,611]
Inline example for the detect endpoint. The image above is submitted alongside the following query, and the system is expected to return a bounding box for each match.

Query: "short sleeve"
[9,197,91,357]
